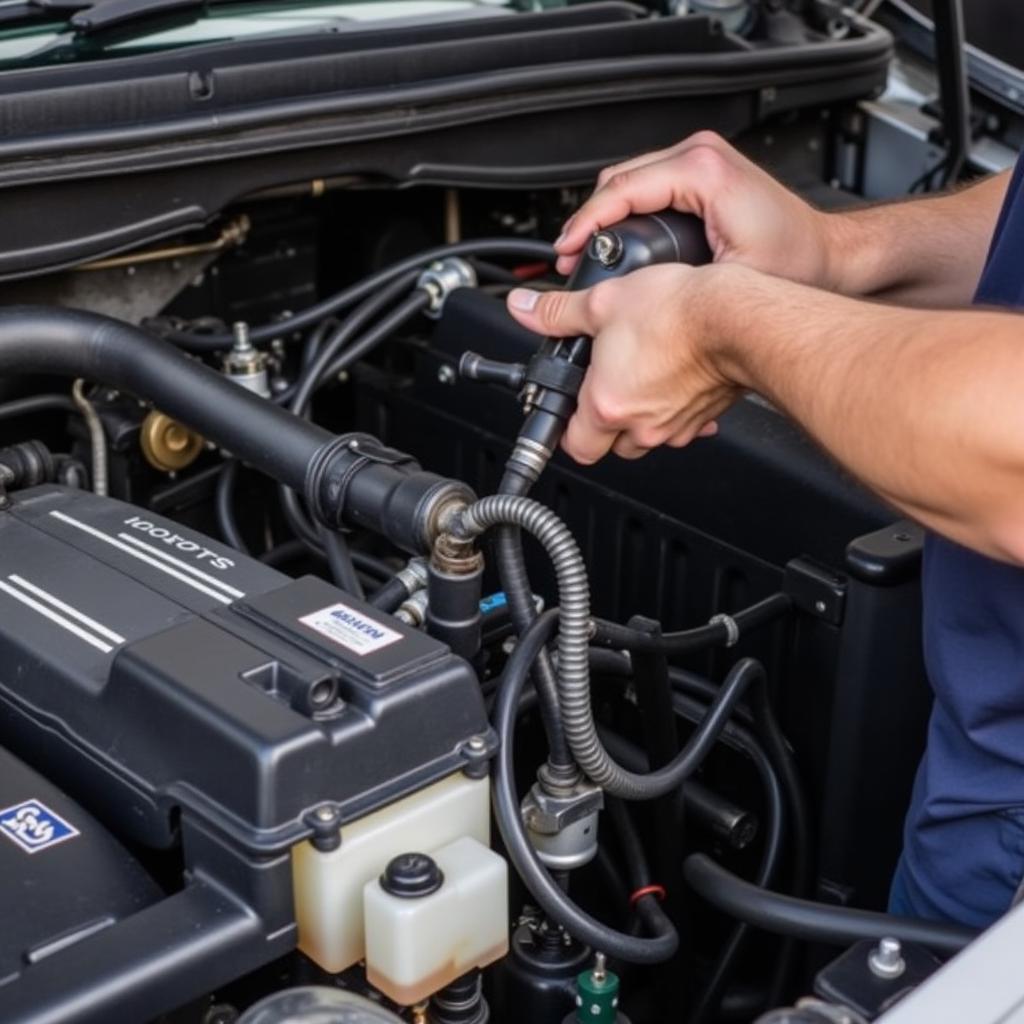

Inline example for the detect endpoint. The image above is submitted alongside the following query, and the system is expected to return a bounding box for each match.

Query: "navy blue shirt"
[897,158,1024,928]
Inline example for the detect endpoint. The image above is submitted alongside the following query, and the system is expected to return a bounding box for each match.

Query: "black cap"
[380,852,444,898]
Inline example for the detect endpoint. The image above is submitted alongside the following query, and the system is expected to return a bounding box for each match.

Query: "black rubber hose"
[492,609,679,964]
[352,551,395,582]
[599,694,787,1015]
[301,317,339,372]
[605,796,652,893]
[369,575,412,613]
[278,288,433,559]
[163,238,554,350]
[320,525,365,599]
[591,594,792,654]
[319,290,433,383]
[0,394,77,420]
[680,684,790,1024]
[259,539,307,567]
[668,658,808,1018]
[288,272,423,418]
[683,855,977,956]
[0,307,333,492]
[215,460,250,555]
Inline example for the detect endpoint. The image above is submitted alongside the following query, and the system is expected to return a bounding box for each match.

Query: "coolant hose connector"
[305,433,475,555]
[417,258,477,319]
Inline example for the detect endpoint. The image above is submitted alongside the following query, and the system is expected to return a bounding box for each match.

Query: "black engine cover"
[0,745,161,988]
[0,484,492,1024]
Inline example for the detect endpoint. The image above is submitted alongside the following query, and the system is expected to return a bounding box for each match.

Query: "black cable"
[684,854,976,956]
[288,272,423,418]
[320,526,365,599]
[162,238,554,351]
[301,317,339,372]
[0,394,77,420]
[492,609,679,964]
[215,460,250,555]
[591,593,792,654]
[351,551,396,582]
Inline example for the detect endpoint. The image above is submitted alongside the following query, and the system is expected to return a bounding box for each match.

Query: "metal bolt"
[593,952,607,984]
[467,735,487,753]
[232,321,253,352]
[592,231,623,268]
[868,937,906,979]
[315,805,336,823]
[814,600,827,614]
[437,364,457,385]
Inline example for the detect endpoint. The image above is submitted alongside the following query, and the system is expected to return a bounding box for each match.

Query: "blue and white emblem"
[0,799,79,854]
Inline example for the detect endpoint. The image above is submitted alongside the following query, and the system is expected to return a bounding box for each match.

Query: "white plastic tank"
[363,837,509,1006]
[292,772,490,974]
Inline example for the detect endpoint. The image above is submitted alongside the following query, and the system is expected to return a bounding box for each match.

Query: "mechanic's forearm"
[711,266,1024,563]
[821,171,1011,306]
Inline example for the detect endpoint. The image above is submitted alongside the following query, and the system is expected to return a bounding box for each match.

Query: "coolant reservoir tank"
[292,773,490,974]
[363,837,509,1006]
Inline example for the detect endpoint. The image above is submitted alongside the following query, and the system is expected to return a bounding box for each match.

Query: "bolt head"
[814,599,827,614]
[591,231,623,267]
[869,936,906,979]
[437,363,457,385]
[467,735,487,752]
[315,805,336,822]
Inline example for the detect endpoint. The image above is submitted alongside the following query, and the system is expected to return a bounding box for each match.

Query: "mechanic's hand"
[506,264,740,464]
[554,131,835,288]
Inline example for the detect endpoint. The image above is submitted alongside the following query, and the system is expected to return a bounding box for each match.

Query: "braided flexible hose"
[458,494,638,797]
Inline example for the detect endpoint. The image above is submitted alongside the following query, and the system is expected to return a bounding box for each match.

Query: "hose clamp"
[508,437,553,483]
[709,612,740,648]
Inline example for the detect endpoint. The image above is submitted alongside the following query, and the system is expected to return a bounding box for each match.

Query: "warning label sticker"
[300,601,403,656]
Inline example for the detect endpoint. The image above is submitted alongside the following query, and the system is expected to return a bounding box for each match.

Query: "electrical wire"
[70,379,108,496]
[590,593,791,654]
[0,394,77,420]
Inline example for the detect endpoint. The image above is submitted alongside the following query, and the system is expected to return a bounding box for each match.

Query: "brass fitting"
[140,411,204,473]
[430,532,482,576]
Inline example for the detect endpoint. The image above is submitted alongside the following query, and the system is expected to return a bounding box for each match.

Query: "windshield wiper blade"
[62,0,203,32]
[0,0,204,33]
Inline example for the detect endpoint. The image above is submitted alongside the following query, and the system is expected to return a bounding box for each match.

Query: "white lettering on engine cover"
[300,601,403,656]
[123,515,235,570]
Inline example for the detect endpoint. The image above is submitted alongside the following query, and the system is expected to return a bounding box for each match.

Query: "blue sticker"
[0,799,79,854]
[480,592,508,614]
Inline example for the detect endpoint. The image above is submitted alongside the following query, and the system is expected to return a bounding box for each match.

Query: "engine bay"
[0,2,1016,1022]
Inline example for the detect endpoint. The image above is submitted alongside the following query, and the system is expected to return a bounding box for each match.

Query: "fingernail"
[508,288,540,312]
